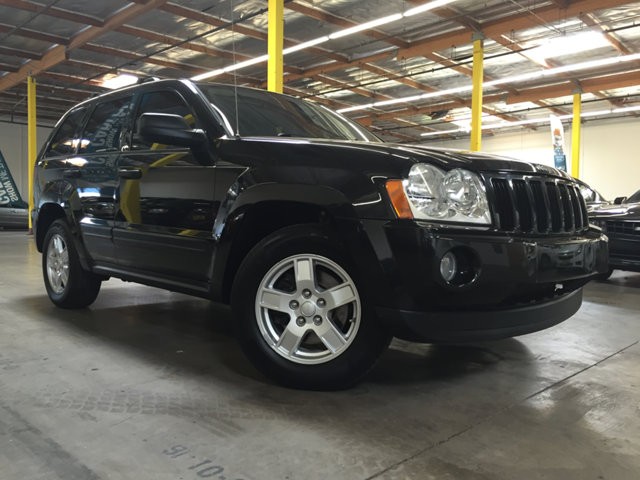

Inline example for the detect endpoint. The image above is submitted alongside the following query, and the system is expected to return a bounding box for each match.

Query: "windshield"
[198,84,380,142]
[626,189,640,203]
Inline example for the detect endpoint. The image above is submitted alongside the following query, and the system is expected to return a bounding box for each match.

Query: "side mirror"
[613,196,627,205]
[138,113,206,148]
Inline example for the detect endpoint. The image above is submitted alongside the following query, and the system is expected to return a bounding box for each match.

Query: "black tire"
[596,268,614,282]
[42,219,102,308]
[231,225,391,390]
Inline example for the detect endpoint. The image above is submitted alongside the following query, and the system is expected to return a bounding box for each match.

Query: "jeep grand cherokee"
[32,79,608,389]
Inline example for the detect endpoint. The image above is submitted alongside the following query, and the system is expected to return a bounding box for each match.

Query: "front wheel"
[231,226,391,390]
[42,219,102,308]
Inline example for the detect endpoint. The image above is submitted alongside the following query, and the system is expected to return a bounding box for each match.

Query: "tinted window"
[44,108,86,158]
[131,91,196,151]
[198,84,379,142]
[79,97,133,154]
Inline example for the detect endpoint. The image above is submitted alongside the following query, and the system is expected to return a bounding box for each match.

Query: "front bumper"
[377,289,582,342]
[357,221,608,342]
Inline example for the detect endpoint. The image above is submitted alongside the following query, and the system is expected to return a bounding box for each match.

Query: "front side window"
[79,96,133,154]
[44,108,87,158]
[198,84,379,142]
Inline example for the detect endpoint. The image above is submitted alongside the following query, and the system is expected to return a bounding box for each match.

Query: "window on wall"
[131,90,197,151]
[79,96,133,154]
[44,107,87,158]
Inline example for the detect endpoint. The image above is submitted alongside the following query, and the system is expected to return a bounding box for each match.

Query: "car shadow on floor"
[21,286,535,391]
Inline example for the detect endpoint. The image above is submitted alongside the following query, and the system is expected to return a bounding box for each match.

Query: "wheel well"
[221,201,333,303]
[35,203,66,252]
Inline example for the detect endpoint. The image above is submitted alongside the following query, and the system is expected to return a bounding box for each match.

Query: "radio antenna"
[230,0,241,138]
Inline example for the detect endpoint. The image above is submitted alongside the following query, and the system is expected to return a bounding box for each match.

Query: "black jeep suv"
[33,79,608,389]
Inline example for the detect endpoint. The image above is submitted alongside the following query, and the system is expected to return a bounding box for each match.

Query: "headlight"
[401,163,491,224]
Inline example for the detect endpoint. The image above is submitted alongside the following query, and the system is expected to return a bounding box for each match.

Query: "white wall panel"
[0,122,52,201]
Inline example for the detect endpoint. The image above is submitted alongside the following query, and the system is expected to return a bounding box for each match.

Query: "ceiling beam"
[0,45,42,60]
[0,0,171,92]
[0,108,61,121]
[0,21,69,44]
[157,1,349,65]
[352,67,640,125]
[397,0,632,60]
[113,24,304,76]
[580,12,631,54]
[0,0,103,26]
[505,69,640,104]
[0,63,18,72]
[78,44,263,87]
[285,1,409,48]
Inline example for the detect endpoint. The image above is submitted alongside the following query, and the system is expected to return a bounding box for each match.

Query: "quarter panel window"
[79,97,133,154]
[44,108,87,158]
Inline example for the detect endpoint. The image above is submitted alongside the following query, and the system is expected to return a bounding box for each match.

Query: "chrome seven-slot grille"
[487,175,589,235]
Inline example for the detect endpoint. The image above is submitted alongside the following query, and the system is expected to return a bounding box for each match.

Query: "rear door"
[113,89,217,282]
[74,95,134,263]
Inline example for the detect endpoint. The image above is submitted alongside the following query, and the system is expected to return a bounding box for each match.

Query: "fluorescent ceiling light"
[191,0,461,81]
[341,52,640,114]
[192,54,269,81]
[329,14,402,39]
[421,106,639,136]
[283,36,330,54]
[102,73,138,89]
[613,105,640,114]
[404,0,458,17]
[421,128,460,137]
[526,31,609,64]
[337,84,473,113]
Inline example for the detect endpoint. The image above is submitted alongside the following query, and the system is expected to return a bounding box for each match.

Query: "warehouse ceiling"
[0,0,639,143]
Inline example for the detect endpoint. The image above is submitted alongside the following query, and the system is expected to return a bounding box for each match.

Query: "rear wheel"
[42,219,102,308]
[232,226,391,390]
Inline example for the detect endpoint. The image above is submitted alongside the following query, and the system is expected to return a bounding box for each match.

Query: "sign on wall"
[0,149,25,206]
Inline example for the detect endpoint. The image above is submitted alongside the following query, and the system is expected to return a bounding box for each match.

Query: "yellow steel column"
[470,35,484,152]
[267,0,284,93]
[27,76,37,233]
[571,92,582,178]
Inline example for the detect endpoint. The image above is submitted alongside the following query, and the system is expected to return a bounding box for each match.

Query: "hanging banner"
[550,114,567,172]
[0,149,25,206]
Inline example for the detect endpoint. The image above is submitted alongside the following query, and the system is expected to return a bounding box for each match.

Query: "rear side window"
[44,108,86,158]
[131,90,196,151]
[79,96,133,154]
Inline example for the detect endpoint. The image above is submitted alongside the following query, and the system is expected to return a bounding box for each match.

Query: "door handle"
[118,167,143,179]
[63,169,81,179]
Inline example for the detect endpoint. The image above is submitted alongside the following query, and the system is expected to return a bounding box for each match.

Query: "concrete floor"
[1,230,639,480]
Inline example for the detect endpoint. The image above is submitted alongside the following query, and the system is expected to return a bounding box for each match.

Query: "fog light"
[440,251,457,283]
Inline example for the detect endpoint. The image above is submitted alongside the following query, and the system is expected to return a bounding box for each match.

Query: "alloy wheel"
[255,254,361,365]
[46,233,70,295]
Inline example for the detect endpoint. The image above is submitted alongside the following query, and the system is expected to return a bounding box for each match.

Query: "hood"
[231,137,568,177]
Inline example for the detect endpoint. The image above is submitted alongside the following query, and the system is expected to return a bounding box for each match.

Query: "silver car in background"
[0,200,28,229]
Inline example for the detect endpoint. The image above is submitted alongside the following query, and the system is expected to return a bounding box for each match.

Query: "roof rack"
[136,76,160,85]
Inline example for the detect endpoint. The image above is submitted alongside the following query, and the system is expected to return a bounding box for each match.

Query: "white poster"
[550,114,567,171]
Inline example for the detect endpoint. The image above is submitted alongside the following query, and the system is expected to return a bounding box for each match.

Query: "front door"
[113,90,217,282]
